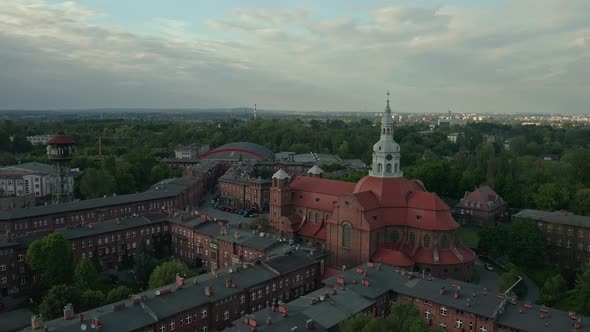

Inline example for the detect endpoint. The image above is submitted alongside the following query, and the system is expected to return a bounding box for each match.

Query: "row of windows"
[539,223,589,237]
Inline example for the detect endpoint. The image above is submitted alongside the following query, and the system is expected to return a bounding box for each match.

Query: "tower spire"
[385,90,391,113]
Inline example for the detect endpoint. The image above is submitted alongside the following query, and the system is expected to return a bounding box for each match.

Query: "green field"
[458,227,480,249]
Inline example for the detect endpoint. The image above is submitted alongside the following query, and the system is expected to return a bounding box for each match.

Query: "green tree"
[26,233,74,287]
[79,290,105,311]
[105,285,133,304]
[0,152,16,166]
[570,266,590,315]
[498,271,519,293]
[478,224,510,257]
[538,274,566,306]
[248,216,271,232]
[340,302,430,332]
[150,165,169,184]
[134,253,159,285]
[79,168,116,198]
[572,188,590,216]
[148,259,193,289]
[507,219,546,268]
[405,159,450,195]
[74,259,99,291]
[39,285,80,320]
[340,313,375,332]
[533,183,570,211]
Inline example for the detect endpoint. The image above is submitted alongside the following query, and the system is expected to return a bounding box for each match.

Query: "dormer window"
[416,215,422,221]
[315,198,320,202]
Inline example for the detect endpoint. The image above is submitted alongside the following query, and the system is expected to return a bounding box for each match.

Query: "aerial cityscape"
[0,1,589,332]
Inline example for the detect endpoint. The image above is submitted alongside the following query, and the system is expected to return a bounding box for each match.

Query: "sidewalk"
[0,308,33,332]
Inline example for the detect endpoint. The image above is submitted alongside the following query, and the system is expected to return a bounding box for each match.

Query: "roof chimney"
[31,315,43,330]
[204,286,213,297]
[279,305,288,317]
[266,317,272,325]
[305,319,315,330]
[454,291,461,299]
[225,278,235,288]
[63,303,74,320]
[362,279,370,287]
[439,287,446,295]
[176,275,185,288]
[336,276,345,286]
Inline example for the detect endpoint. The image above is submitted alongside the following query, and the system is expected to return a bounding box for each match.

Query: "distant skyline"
[0,0,589,113]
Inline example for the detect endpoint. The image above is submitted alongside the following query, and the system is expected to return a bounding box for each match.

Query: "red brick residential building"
[229,263,588,332]
[25,252,323,332]
[269,96,475,281]
[455,186,509,227]
[514,209,590,273]
[217,163,271,212]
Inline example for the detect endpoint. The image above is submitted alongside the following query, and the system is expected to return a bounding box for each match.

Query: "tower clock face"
[386,154,393,161]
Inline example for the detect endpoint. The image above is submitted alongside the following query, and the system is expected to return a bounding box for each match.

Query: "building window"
[439,323,446,331]
[169,320,175,331]
[579,230,584,238]
[409,232,416,245]
[568,229,574,236]
[224,310,229,320]
[479,327,487,332]
[202,309,207,318]
[377,163,382,173]
[425,310,431,319]
[440,307,447,316]
[456,320,463,328]
[423,235,430,248]
[342,223,351,249]
[390,231,399,242]
[386,164,392,173]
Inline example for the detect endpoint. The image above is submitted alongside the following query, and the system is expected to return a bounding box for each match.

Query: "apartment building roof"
[514,209,590,228]
[0,176,200,220]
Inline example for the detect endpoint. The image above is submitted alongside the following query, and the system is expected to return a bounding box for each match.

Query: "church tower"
[369,92,403,178]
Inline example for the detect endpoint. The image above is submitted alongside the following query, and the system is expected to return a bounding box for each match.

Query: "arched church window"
[386,164,392,173]
[382,128,385,134]
[387,128,391,134]
[394,163,398,173]
[441,235,448,249]
[315,213,319,224]
[409,232,416,244]
[342,223,351,249]
[424,235,431,248]
[390,231,399,242]
[377,163,383,172]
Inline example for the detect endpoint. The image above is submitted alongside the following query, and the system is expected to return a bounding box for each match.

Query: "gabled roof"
[272,169,289,180]
[307,165,324,175]
[290,176,355,196]
[457,185,505,211]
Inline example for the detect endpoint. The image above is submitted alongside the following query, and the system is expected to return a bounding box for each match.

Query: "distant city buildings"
[0,162,72,199]
[174,144,209,159]
[25,134,53,145]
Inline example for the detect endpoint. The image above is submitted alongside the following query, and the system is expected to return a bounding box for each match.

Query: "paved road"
[520,274,540,303]
[474,258,499,294]
[0,308,33,332]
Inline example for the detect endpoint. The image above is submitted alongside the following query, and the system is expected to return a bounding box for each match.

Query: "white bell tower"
[369,92,403,178]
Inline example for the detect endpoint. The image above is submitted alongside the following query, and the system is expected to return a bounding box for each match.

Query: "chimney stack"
[225,278,234,288]
[439,287,446,295]
[204,286,213,297]
[305,319,315,330]
[176,275,185,288]
[31,315,43,330]
[63,303,74,320]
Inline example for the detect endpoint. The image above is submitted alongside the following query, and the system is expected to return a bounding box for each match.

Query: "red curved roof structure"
[198,142,273,160]
[47,130,75,145]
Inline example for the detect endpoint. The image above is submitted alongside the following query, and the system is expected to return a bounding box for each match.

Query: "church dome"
[354,176,424,207]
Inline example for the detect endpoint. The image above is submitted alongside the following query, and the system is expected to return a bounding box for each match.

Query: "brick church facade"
[269,95,475,281]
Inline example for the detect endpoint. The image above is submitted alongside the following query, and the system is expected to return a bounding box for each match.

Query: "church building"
[269,94,475,281]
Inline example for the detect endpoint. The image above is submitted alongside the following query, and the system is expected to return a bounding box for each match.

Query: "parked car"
[485,263,494,271]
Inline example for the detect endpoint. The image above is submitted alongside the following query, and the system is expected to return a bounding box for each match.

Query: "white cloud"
[0,0,588,113]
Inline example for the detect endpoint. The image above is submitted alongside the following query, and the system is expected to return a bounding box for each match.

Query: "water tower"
[47,130,75,204]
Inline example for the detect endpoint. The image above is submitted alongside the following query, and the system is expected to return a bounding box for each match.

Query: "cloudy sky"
[0,0,588,113]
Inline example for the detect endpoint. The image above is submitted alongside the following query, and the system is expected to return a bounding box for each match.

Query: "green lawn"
[458,227,480,249]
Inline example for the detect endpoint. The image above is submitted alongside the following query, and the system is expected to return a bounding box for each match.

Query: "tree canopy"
[148,259,193,289]
[340,302,431,332]
[26,233,74,287]
[74,259,99,291]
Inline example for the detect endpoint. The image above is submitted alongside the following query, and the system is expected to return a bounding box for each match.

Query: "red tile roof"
[372,248,414,267]
[290,176,356,196]
[353,176,426,207]
[321,267,342,281]
[457,185,505,212]
[47,130,74,145]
